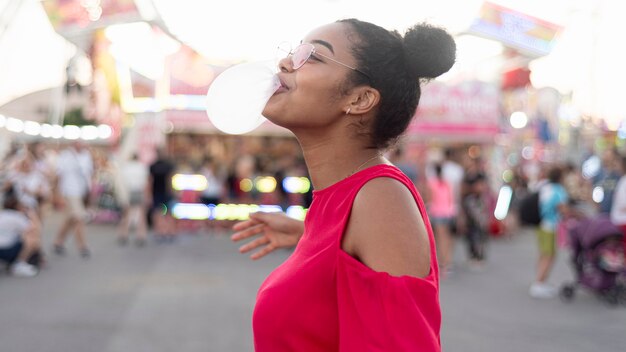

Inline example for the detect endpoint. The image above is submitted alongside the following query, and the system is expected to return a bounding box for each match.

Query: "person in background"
[563,162,584,205]
[609,156,626,260]
[199,157,225,206]
[0,187,41,277]
[442,149,464,202]
[441,148,465,256]
[426,163,456,276]
[462,173,489,269]
[502,167,527,238]
[530,166,569,299]
[389,146,418,185]
[31,143,56,220]
[199,157,226,230]
[231,155,257,203]
[90,152,118,223]
[7,154,49,217]
[231,18,455,350]
[52,141,93,258]
[116,154,149,247]
[149,148,176,241]
[594,148,621,214]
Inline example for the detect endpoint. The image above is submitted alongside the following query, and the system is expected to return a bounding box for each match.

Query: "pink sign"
[408,81,500,139]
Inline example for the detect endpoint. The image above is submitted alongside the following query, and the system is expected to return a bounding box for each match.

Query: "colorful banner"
[467,2,562,57]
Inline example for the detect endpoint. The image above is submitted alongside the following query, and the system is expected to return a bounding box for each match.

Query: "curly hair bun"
[403,23,456,79]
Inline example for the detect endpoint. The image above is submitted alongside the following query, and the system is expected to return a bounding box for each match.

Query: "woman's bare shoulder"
[343,177,431,278]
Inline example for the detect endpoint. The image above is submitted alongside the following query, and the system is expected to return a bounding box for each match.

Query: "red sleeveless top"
[253,164,441,351]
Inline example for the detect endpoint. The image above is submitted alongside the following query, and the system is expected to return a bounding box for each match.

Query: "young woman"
[426,163,456,275]
[232,19,455,351]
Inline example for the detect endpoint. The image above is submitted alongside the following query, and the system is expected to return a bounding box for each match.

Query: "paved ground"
[1,213,625,352]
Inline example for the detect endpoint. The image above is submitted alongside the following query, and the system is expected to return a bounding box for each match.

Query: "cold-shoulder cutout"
[342,176,431,278]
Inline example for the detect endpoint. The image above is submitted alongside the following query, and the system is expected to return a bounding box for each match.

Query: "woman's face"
[262,22,359,130]
[19,158,33,172]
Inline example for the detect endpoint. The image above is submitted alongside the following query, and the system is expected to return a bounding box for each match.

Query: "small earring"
[345,108,351,115]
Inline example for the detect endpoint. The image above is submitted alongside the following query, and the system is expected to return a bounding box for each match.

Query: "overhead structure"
[1,0,623,140]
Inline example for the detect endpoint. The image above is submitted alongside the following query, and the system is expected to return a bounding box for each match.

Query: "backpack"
[519,191,541,225]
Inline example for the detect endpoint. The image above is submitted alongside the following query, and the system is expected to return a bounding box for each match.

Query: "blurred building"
[1,0,624,198]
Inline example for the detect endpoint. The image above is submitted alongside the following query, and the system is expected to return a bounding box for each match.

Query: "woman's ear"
[346,87,380,115]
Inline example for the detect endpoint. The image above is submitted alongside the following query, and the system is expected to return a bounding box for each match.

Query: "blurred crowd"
[415,146,626,301]
[0,135,311,277]
[1,136,625,292]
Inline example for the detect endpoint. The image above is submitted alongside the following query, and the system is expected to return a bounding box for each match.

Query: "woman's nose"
[278,56,293,73]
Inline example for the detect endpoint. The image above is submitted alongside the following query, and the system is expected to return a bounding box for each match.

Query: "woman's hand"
[231,212,304,260]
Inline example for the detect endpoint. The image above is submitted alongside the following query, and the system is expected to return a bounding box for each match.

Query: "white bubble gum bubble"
[206,61,280,135]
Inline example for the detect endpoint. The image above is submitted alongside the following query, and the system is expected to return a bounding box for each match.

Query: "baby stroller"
[560,214,626,306]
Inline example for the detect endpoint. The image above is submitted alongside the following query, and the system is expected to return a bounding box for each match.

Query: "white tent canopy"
[1,0,624,126]
[0,0,76,107]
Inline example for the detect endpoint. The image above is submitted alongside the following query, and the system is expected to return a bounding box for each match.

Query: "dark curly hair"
[337,19,456,149]
[548,166,563,184]
[2,185,19,210]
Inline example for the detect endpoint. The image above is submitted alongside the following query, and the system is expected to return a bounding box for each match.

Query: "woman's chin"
[262,102,281,124]
[261,110,293,131]
[261,108,276,122]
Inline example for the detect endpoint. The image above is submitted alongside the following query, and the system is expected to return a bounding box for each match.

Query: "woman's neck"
[295,132,385,191]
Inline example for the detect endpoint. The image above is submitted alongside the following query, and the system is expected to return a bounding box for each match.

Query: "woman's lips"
[275,76,289,94]
[275,86,288,94]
